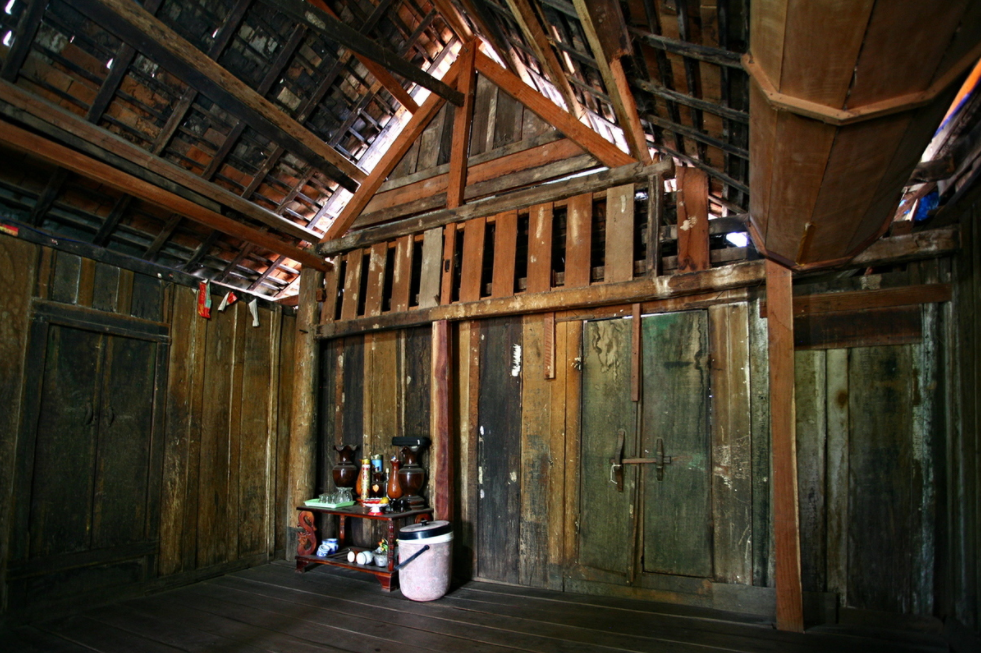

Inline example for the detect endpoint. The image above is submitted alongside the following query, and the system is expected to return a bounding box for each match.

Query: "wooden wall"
[949,190,981,638]
[0,234,295,622]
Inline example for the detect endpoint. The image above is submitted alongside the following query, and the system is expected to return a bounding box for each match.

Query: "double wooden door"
[578,310,713,584]
[9,303,167,607]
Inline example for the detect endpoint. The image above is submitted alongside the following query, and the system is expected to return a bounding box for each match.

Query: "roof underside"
[0,0,973,300]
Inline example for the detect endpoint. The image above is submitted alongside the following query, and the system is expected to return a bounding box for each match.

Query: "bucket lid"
[398,519,451,540]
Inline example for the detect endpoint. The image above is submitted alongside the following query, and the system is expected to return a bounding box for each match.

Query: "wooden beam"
[70,0,365,192]
[758,283,952,319]
[262,0,463,106]
[286,268,323,560]
[0,78,319,243]
[475,51,635,168]
[318,258,766,337]
[430,0,473,41]
[677,167,710,271]
[432,320,452,520]
[503,0,585,119]
[28,168,69,227]
[321,160,671,256]
[765,258,804,633]
[572,0,651,164]
[0,119,328,271]
[0,0,46,82]
[629,26,744,69]
[306,0,419,113]
[320,62,463,242]
[447,41,478,209]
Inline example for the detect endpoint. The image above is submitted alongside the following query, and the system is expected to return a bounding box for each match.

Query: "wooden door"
[578,311,713,582]
[10,304,167,607]
[640,311,712,578]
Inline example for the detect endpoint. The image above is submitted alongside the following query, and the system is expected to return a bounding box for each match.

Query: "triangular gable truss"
[320,41,639,243]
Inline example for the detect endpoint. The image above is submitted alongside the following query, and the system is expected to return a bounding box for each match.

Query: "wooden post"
[447,41,477,209]
[765,258,805,632]
[286,268,324,561]
[677,167,710,272]
[432,320,453,521]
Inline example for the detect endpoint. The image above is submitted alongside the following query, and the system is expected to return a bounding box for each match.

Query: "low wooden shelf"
[295,505,433,591]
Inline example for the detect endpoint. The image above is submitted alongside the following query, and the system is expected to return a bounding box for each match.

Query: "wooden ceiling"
[0,0,974,299]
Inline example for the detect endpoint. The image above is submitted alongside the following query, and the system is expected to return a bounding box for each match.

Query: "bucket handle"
[395,544,430,571]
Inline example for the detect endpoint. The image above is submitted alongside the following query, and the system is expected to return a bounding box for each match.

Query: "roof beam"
[503,0,585,119]
[306,0,419,113]
[572,0,651,163]
[260,0,463,106]
[475,50,635,168]
[0,78,320,242]
[0,118,328,271]
[0,0,46,82]
[69,0,365,192]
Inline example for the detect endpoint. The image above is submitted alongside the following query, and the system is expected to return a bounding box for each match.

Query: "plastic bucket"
[397,520,453,601]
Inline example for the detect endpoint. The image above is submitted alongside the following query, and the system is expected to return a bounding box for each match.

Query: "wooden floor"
[3,561,949,653]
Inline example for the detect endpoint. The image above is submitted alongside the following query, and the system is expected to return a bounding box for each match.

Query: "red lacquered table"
[294,505,432,591]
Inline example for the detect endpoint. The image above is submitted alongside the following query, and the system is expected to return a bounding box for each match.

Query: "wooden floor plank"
[1,562,949,653]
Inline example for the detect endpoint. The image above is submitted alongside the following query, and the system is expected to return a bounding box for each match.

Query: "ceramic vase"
[387,457,403,499]
[332,444,358,488]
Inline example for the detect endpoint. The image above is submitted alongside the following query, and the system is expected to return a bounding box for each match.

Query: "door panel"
[641,311,712,577]
[92,335,158,548]
[29,325,104,558]
[579,318,636,576]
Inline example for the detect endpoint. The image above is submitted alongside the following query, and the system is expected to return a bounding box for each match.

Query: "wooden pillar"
[432,320,453,521]
[286,267,324,560]
[765,258,805,631]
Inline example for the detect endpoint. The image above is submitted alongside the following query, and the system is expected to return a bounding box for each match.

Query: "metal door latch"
[654,437,672,481]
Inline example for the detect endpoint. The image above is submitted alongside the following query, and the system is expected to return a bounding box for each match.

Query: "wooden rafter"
[69,0,366,192]
[261,0,464,106]
[320,60,465,242]
[474,50,635,168]
[0,0,46,82]
[0,78,320,242]
[503,0,585,119]
[572,0,651,164]
[307,0,419,113]
[0,118,328,271]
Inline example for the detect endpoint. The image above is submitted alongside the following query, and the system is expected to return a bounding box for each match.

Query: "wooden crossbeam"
[319,60,464,242]
[262,0,463,106]
[70,0,365,192]
[475,51,635,168]
[572,0,651,164]
[0,118,328,271]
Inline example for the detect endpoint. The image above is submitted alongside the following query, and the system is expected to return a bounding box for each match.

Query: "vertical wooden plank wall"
[0,236,38,615]
[0,237,296,615]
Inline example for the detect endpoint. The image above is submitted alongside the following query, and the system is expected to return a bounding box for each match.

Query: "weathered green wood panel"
[641,310,712,578]
[847,345,916,613]
[91,335,157,549]
[825,348,849,605]
[29,326,103,557]
[579,318,635,577]
[403,325,432,438]
[519,316,550,588]
[477,317,523,584]
[794,349,827,593]
[709,303,753,585]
